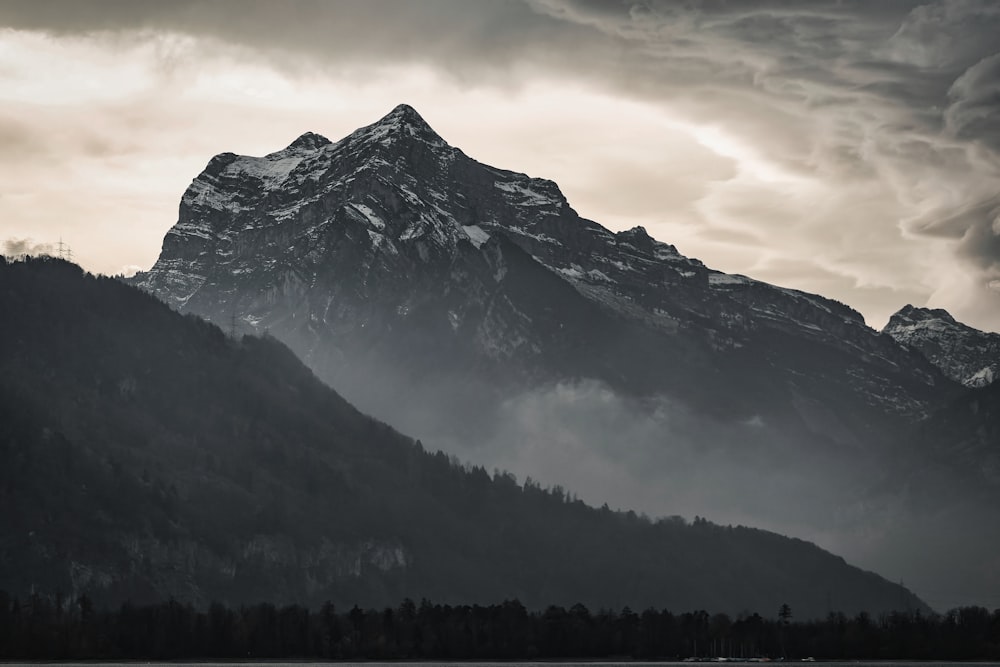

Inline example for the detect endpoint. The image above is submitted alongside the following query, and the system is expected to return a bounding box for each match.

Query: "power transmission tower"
[55,237,73,262]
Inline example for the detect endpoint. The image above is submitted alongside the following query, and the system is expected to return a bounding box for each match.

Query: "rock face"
[134,104,996,610]
[884,305,1000,388]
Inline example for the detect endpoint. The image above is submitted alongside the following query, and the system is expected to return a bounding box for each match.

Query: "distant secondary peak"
[891,304,956,324]
[287,131,332,151]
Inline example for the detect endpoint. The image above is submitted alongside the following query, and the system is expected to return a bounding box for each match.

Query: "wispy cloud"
[0,1,998,330]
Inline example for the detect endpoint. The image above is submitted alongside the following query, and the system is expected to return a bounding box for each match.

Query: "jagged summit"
[383,103,430,127]
[277,105,443,158]
[349,102,448,149]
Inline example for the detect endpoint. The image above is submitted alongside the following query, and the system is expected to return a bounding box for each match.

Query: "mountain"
[133,104,953,437]
[0,255,927,618]
[131,104,989,610]
[884,305,1000,388]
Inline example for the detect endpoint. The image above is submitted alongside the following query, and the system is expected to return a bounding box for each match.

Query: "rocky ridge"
[884,305,1000,388]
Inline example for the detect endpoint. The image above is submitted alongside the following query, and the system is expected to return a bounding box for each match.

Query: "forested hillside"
[0,257,925,617]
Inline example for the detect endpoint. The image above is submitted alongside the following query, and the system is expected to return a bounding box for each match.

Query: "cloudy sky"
[2,0,999,331]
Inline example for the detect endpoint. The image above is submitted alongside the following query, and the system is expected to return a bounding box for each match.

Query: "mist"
[2,237,55,260]
[313,355,1000,613]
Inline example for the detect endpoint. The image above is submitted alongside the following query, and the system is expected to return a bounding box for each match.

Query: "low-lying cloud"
[310,353,987,610]
[414,377,999,612]
[2,237,54,259]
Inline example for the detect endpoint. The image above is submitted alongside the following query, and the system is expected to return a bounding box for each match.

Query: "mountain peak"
[383,103,427,126]
[353,103,447,149]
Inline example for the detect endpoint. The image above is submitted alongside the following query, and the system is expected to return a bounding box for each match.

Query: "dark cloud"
[927,195,1000,277]
[946,53,1000,148]
[887,0,1000,70]
[0,1,585,77]
[541,0,1000,323]
[2,0,1000,328]
[3,1,995,155]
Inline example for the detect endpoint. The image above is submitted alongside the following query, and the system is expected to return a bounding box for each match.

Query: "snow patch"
[462,225,491,249]
[587,269,612,283]
[366,229,398,255]
[399,222,424,241]
[557,265,585,280]
[968,366,995,387]
[349,203,386,230]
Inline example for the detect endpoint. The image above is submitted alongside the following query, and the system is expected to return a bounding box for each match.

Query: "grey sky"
[1,0,999,331]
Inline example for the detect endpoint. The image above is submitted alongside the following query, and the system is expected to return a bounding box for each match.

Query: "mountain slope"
[0,256,926,618]
[884,305,1000,388]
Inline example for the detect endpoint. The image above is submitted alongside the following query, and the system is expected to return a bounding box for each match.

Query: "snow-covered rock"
[133,103,957,450]
[883,305,1000,388]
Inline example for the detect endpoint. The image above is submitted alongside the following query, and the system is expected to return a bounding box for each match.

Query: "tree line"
[1,591,998,660]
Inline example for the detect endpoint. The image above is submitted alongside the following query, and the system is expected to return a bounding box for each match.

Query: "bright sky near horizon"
[1,1,999,332]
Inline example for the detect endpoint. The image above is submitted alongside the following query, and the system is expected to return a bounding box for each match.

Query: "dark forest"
[1,592,998,660]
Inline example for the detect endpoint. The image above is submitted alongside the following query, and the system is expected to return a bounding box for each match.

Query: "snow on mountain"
[883,305,1000,388]
[134,104,957,425]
